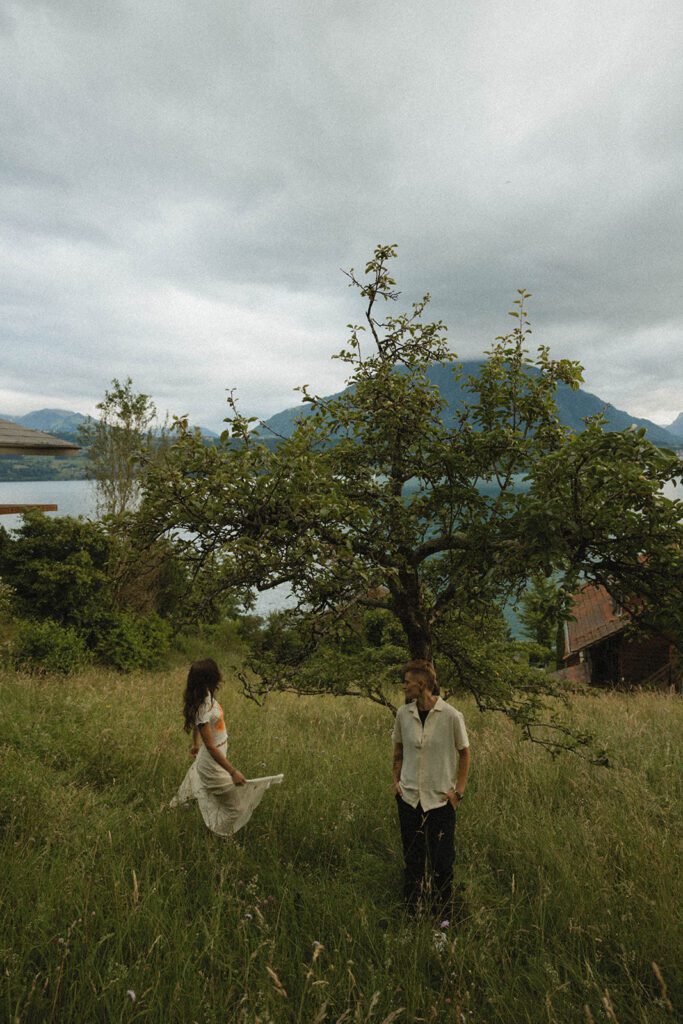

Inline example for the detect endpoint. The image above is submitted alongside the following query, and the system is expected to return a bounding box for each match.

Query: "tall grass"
[1,665,680,1023]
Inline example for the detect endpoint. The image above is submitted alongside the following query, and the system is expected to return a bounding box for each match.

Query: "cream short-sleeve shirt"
[392,697,469,811]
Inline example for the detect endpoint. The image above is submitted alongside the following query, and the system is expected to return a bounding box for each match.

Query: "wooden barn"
[0,417,80,517]
[557,581,679,689]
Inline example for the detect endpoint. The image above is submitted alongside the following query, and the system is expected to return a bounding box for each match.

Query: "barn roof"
[563,582,630,657]
[0,417,80,456]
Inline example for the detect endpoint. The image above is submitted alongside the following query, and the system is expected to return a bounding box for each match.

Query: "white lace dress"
[170,696,283,836]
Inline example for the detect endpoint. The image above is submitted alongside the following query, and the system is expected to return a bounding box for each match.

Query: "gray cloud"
[1,0,681,429]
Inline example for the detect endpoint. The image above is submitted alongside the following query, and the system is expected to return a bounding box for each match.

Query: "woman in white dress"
[171,658,283,836]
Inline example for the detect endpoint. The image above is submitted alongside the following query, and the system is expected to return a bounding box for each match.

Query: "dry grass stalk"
[651,961,674,1013]
[266,965,288,999]
[601,988,619,1023]
[379,1010,405,1023]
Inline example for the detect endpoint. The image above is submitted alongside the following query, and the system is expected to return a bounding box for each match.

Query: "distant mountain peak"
[666,412,683,436]
[0,409,88,438]
[262,361,683,448]
[0,407,217,439]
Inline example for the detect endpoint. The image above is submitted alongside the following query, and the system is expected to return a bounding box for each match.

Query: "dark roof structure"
[0,417,80,457]
[563,583,629,657]
[0,417,81,516]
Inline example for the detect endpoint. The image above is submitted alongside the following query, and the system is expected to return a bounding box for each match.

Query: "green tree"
[80,377,163,520]
[0,512,174,672]
[140,245,683,755]
[0,511,113,631]
[79,378,184,615]
[519,574,564,668]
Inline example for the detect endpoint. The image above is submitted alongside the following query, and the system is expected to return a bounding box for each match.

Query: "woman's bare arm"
[189,726,201,758]
[197,722,246,784]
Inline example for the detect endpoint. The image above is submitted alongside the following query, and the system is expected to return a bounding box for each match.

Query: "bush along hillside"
[0,512,178,674]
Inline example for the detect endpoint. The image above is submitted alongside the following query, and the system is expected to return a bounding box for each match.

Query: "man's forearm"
[392,746,403,784]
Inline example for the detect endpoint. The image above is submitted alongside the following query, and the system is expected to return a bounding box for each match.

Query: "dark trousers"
[396,796,456,917]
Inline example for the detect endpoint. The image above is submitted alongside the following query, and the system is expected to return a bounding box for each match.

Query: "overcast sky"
[1,0,681,431]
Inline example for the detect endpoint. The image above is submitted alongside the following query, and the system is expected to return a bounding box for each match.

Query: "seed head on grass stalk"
[651,961,674,1013]
[266,965,288,999]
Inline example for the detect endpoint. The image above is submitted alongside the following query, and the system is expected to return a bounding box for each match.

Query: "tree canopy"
[140,245,683,758]
[79,377,163,521]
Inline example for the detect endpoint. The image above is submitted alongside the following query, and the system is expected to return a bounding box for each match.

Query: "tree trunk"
[407,631,433,661]
[393,582,433,661]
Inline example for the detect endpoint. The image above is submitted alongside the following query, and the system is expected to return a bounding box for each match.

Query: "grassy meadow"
[1,657,681,1024]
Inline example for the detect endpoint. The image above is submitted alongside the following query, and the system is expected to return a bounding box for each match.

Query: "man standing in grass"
[392,659,471,922]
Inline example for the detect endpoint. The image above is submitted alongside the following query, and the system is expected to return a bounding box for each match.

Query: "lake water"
[0,479,286,613]
[1,476,681,619]
[0,479,97,531]
[2,477,680,529]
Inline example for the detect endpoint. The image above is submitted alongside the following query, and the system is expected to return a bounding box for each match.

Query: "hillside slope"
[263,361,683,447]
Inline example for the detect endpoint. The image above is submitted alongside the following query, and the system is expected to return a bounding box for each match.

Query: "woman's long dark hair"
[182,658,221,733]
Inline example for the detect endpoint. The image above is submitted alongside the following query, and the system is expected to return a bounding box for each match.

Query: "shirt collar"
[408,696,444,718]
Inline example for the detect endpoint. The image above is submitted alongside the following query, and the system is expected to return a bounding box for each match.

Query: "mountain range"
[0,408,89,437]
[1,369,682,463]
[262,361,683,448]
[667,412,683,437]
[0,409,218,440]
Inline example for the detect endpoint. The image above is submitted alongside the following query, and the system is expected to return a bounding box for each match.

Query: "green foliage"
[240,608,410,709]
[0,511,113,630]
[524,419,683,641]
[519,575,562,647]
[78,378,190,621]
[0,575,15,619]
[140,245,683,757]
[173,619,244,665]
[519,574,565,667]
[12,618,91,675]
[0,513,175,672]
[107,531,194,625]
[93,612,172,672]
[79,377,164,520]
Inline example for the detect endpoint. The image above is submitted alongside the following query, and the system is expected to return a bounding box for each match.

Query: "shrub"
[0,576,15,618]
[13,618,91,675]
[94,612,172,672]
[0,512,112,629]
[174,620,243,663]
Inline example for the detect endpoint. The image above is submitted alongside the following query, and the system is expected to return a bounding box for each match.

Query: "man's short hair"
[402,659,438,692]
